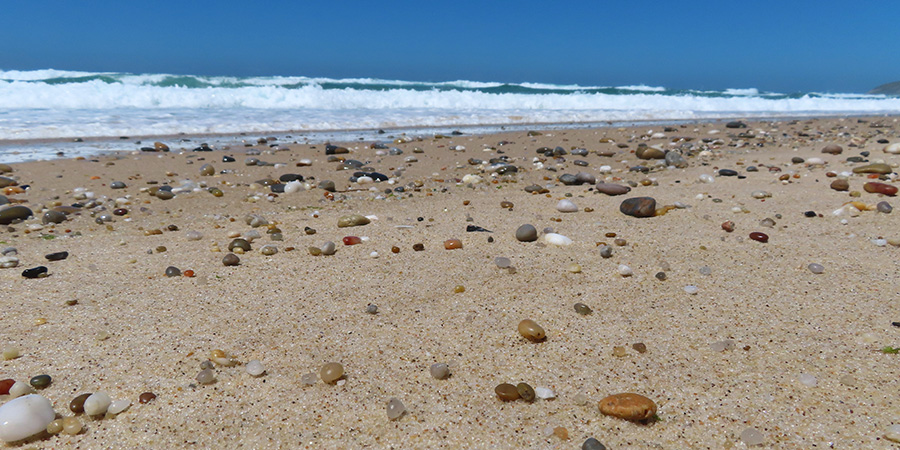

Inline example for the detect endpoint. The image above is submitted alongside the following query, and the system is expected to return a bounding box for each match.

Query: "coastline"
[1,115,900,448]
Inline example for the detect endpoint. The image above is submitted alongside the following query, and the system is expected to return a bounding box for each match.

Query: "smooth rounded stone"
[301,372,318,386]
[386,397,406,421]
[59,416,82,435]
[515,224,538,242]
[245,360,266,377]
[0,177,16,188]
[574,303,593,315]
[575,172,595,184]
[365,303,378,314]
[718,169,738,176]
[28,375,51,389]
[885,143,900,154]
[655,271,666,280]
[155,190,175,200]
[228,238,251,252]
[516,382,536,402]
[749,232,769,243]
[21,266,48,279]
[0,164,11,174]
[599,245,613,258]
[46,419,63,435]
[798,373,817,387]
[598,393,657,421]
[70,393,91,413]
[852,163,892,174]
[664,151,688,168]
[582,437,608,450]
[429,363,450,380]
[595,182,631,196]
[821,144,843,155]
[337,214,370,228]
[8,381,32,398]
[199,164,215,176]
[518,319,546,342]
[750,190,771,199]
[877,201,893,213]
[699,265,711,275]
[684,285,699,295]
[0,256,19,268]
[84,392,112,415]
[196,368,216,385]
[791,156,805,164]
[558,174,579,185]
[0,379,13,395]
[885,425,900,443]
[444,239,463,250]
[222,253,240,266]
[495,383,520,401]
[635,146,665,159]
[138,392,157,404]
[1,206,34,225]
[260,245,278,256]
[154,141,169,152]
[0,394,56,443]
[107,399,131,415]
[830,179,849,191]
[741,427,766,446]
[759,217,776,227]
[320,241,337,255]
[320,362,344,384]
[617,264,633,277]
[620,197,656,218]
[2,348,19,360]
[556,199,578,213]
[808,263,825,274]
[698,173,715,183]
[494,257,512,269]
[165,266,181,277]
[864,182,898,196]
[544,233,573,246]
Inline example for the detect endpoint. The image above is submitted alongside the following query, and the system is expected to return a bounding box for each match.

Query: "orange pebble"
[444,239,463,249]
[3,186,25,195]
[183,270,195,277]
[90,176,101,180]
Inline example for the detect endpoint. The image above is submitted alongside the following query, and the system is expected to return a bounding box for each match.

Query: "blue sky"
[2,0,899,93]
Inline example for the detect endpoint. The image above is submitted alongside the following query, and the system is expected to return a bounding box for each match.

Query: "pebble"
[741,427,766,446]
[199,164,215,176]
[222,253,240,266]
[138,392,157,404]
[444,239,463,249]
[108,399,131,415]
[412,243,425,251]
[196,369,216,385]
[338,214,370,227]
[385,397,406,421]
[718,169,738,176]
[365,303,378,314]
[320,362,344,384]
[619,197,657,218]
[69,393,91,413]
[808,263,824,274]
[228,238,251,252]
[0,256,17,269]
[830,179,849,191]
[617,264,633,276]
[534,386,556,399]
[852,163,891,174]
[246,360,266,377]
[684,285,699,295]
[864,182,898,196]
[822,144,843,154]
[595,182,631,196]
[301,373,318,386]
[544,233,573,246]
[28,375,51,389]
[2,348,19,360]
[165,266,181,277]
[45,251,69,261]
[515,224,538,242]
[518,319,546,342]
[877,201,892,213]
[798,373,817,387]
[186,230,203,240]
[0,379,14,395]
[21,266,48,279]
[599,245,613,258]
[582,437,608,450]
[698,173,715,183]
[260,245,278,256]
[556,199,578,212]
[0,394,56,443]
[84,392,112,415]
[749,232,769,243]
[885,425,900,443]
[495,383,520,401]
[655,271,666,280]
[430,363,451,380]
[721,220,735,232]
[598,393,657,421]
[0,206,33,225]
[8,381,31,398]
[885,143,900,154]
[517,382,536,402]
[751,190,771,199]
[574,303,593,315]
[343,236,362,246]
[494,257,512,269]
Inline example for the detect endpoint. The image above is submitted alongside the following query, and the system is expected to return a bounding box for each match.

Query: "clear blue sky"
[2,0,898,93]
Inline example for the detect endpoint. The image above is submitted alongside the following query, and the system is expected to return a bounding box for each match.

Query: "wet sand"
[1,116,900,449]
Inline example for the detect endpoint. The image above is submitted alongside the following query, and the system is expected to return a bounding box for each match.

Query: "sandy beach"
[2,116,900,449]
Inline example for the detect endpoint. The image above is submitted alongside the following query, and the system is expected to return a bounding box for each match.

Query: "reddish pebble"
[864,182,898,196]
[749,232,769,243]
[444,239,462,250]
[342,236,362,245]
[183,269,195,277]
[138,392,157,404]
[721,221,735,232]
[0,378,14,395]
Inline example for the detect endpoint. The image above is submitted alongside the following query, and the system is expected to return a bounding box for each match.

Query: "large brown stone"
[620,197,657,218]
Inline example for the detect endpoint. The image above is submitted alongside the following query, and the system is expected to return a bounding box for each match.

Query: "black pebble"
[45,251,69,261]
[222,156,235,162]
[892,322,900,328]
[804,211,817,217]
[718,169,739,176]
[22,266,48,279]
[466,225,492,232]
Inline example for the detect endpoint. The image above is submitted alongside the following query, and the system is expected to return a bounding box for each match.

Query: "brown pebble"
[412,243,425,251]
[619,197,657,218]
[821,144,843,154]
[495,383,520,401]
[222,253,240,266]
[70,393,91,414]
[632,342,648,353]
[320,362,344,384]
[500,201,514,209]
[444,239,462,249]
[749,232,769,243]
[518,319,546,342]
[139,392,157,404]
[391,246,400,253]
[517,382,536,402]
[721,220,735,232]
[864,182,898,196]
[598,393,657,422]
[830,179,849,191]
[552,426,569,440]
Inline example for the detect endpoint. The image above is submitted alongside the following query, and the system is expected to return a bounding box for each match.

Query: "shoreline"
[1,115,899,448]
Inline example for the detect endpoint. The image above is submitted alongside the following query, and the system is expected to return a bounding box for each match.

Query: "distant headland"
[869,81,900,95]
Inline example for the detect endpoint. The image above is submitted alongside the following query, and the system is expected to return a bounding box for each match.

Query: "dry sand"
[1,116,900,449]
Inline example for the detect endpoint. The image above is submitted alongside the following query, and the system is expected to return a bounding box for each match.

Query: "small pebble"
[599,245,613,258]
[598,393,657,421]
[518,319,546,342]
[21,266,48,279]
[582,437,608,450]
[365,303,378,314]
[444,239,462,249]
[320,362,344,384]
[619,197,657,218]
[515,224,538,242]
[534,386,556,399]
[107,399,131,415]
[749,232,769,243]
[222,253,240,266]
[8,381,32,398]
[574,303,592,315]
[495,383,520,401]
[684,285,699,295]
[655,271,666,280]
[0,394,56,443]
[544,233,573,246]
[808,263,824,274]
[633,342,647,353]
[2,347,19,360]
[386,397,406,421]
[196,369,216,385]
[430,363,451,380]
[556,199,578,213]
[617,264,633,277]
[740,427,766,446]
[798,373,817,387]
[246,360,266,377]
[517,382,536,402]
[494,257,511,268]
[877,201,893,213]
[70,393,91,413]
[165,266,181,277]
[884,424,900,443]
[0,379,14,396]
[45,251,69,261]
[84,392,112,415]
[301,372,318,386]
[138,392,157,404]
[552,426,569,440]
[29,375,51,389]
[46,419,63,435]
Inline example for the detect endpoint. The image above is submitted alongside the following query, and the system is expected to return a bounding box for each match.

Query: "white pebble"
[461,174,483,184]
[284,180,305,194]
[798,373,818,387]
[84,392,112,415]
[751,190,771,199]
[370,251,379,258]
[684,285,699,295]
[806,157,825,166]
[556,199,578,213]
[873,239,888,247]
[107,399,131,415]
[386,397,406,421]
[356,176,374,185]
[0,394,56,443]
[885,424,900,442]
[8,381,32,398]
[699,174,714,183]
[534,387,556,400]
[2,347,19,360]
[740,427,765,446]
[598,165,612,173]
[246,360,266,377]
[544,233,573,246]
[885,143,900,155]
[617,265,633,277]
[0,256,18,268]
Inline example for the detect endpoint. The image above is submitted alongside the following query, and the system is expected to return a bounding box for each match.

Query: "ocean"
[1,69,899,162]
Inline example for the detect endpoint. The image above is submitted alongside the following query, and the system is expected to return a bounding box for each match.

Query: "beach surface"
[1,117,899,449]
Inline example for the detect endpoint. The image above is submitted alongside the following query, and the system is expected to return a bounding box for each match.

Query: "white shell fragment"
[534,387,556,400]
